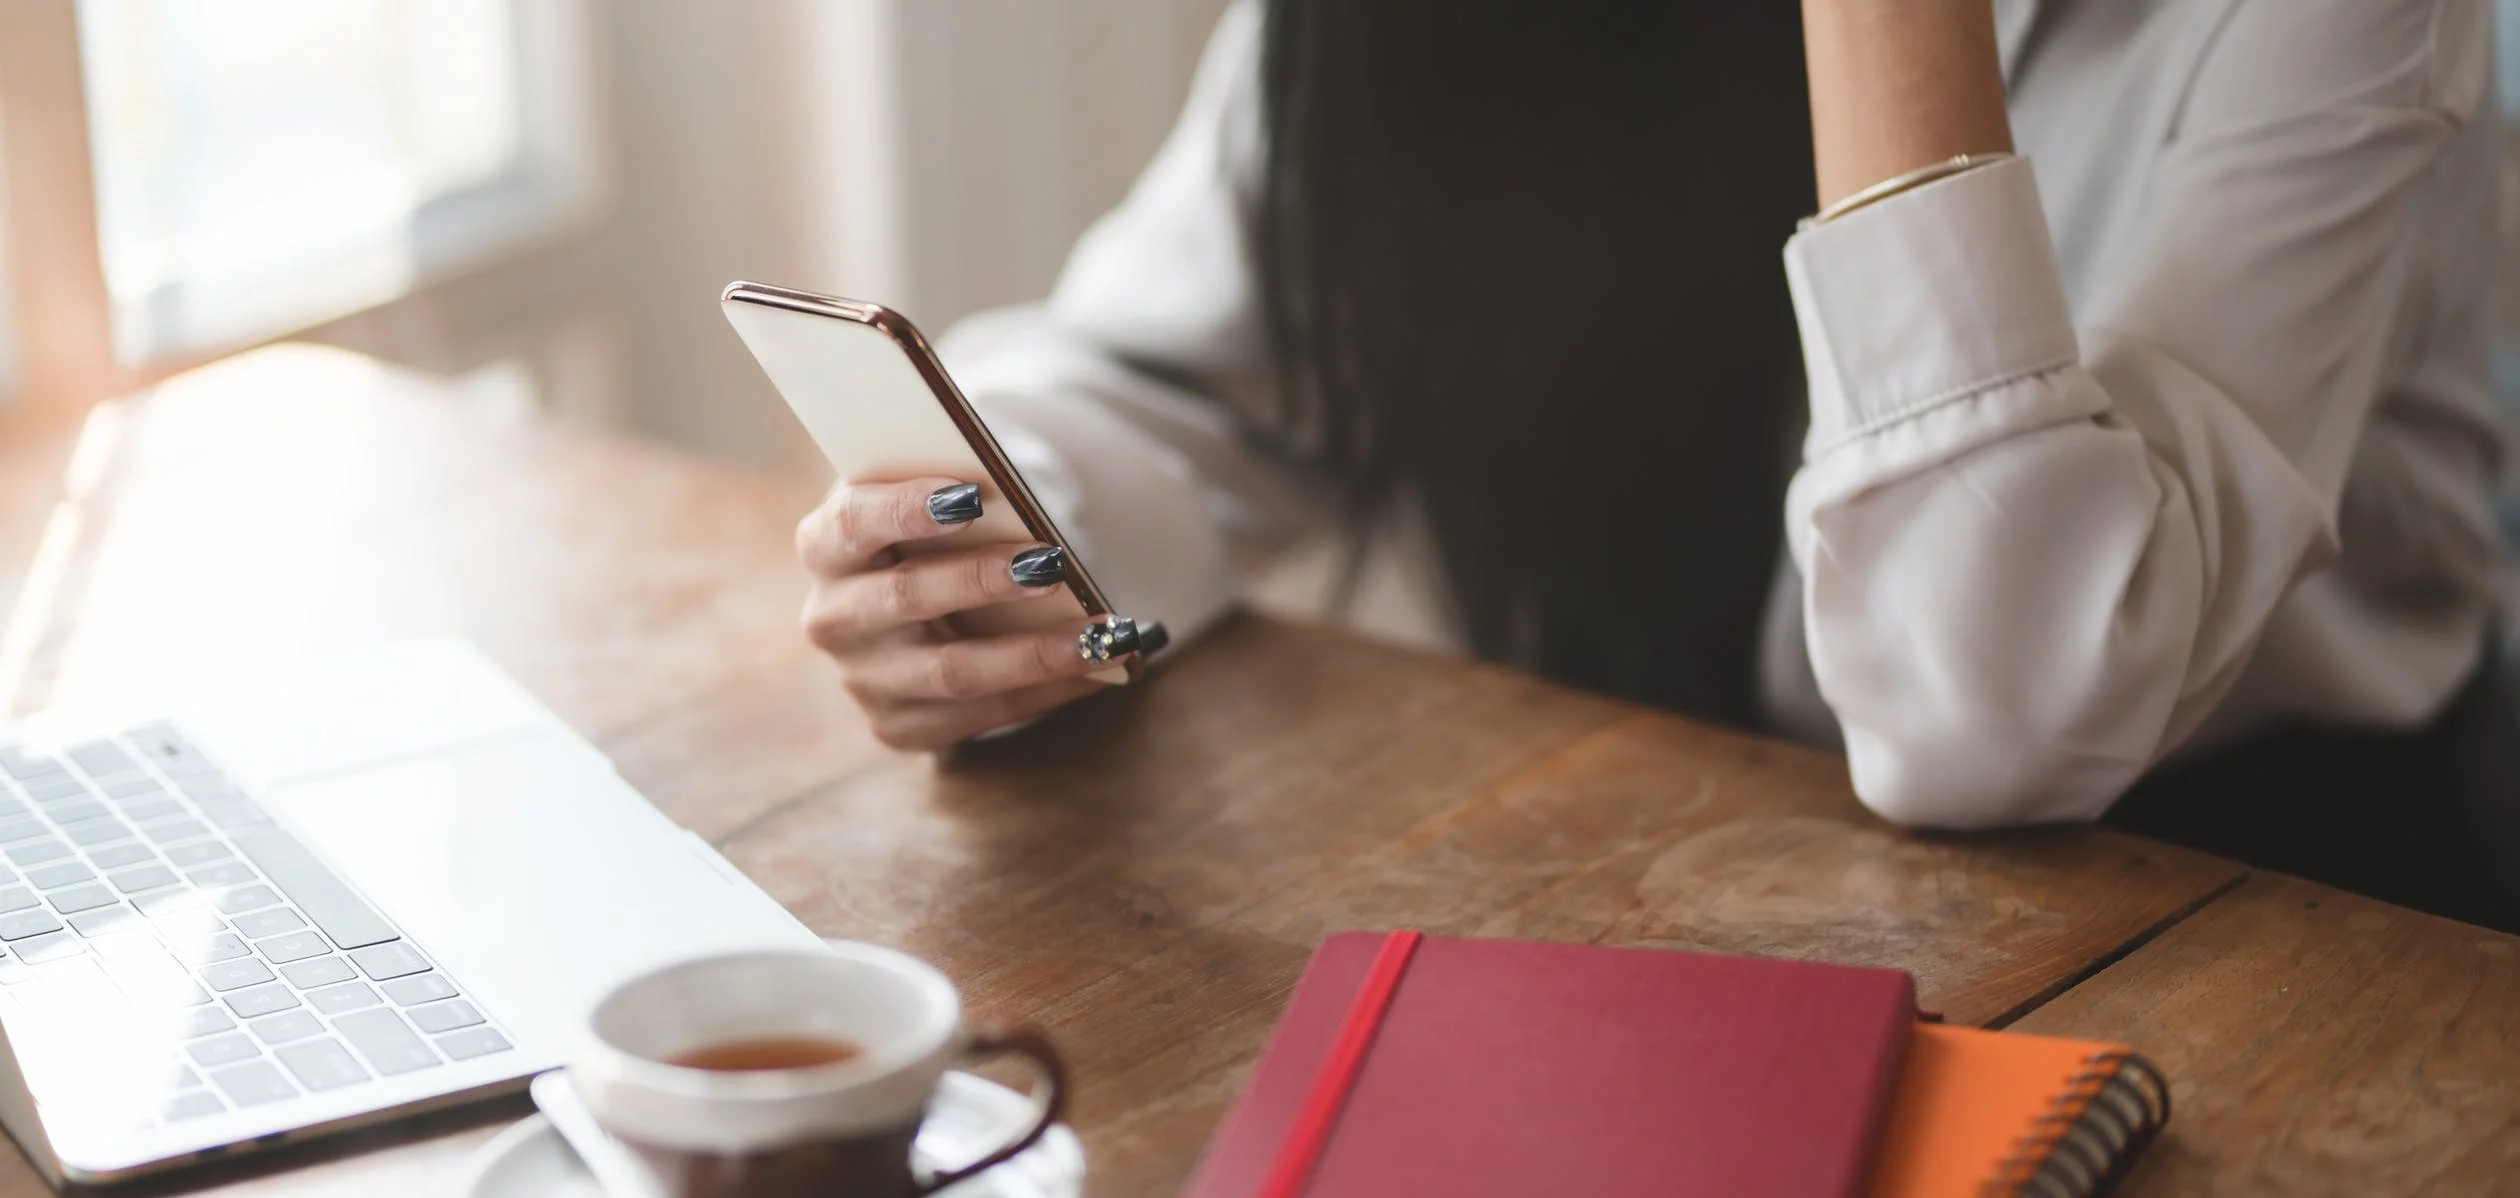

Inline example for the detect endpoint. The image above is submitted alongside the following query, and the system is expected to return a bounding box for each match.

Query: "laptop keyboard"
[0,723,512,1127]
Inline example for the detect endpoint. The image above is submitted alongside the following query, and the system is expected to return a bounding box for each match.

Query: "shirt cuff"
[1784,155,2081,454]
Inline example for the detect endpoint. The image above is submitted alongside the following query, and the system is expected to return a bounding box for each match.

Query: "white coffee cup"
[571,943,1066,1198]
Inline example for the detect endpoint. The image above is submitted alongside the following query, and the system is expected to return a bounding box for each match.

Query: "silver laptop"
[0,641,826,1185]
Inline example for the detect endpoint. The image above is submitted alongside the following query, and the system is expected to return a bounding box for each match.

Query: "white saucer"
[460,1071,1085,1197]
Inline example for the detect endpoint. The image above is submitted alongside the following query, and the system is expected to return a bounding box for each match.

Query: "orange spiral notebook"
[1866,1023,2170,1198]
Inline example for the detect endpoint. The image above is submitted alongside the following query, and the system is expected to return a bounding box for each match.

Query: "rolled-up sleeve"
[1783,0,2490,827]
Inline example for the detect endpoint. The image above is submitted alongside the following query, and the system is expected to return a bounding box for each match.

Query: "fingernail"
[928,483,982,525]
[1076,617,1170,662]
[1009,546,1067,588]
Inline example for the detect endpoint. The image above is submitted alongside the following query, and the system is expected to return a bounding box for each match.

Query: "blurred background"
[0,0,1231,467]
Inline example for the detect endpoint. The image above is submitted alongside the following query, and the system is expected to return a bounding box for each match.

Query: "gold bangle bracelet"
[1799,151,2014,230]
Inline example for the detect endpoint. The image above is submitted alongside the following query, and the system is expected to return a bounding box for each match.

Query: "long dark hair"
[1257,0,1814,729]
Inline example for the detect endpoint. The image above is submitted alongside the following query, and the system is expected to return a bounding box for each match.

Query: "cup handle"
[916,1028,1069,1195]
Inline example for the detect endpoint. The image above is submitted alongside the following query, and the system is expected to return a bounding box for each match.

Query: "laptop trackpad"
[256,734,825,1056]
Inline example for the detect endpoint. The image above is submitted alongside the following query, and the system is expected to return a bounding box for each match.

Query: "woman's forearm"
[1801,0,2015,208]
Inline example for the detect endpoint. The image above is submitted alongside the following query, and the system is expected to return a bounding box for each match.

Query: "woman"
[793,1,2516,928]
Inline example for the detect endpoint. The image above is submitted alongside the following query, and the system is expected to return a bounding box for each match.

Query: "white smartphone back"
[720,282,1130,680]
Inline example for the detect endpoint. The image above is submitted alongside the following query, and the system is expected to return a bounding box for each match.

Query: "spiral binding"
[1982,1050,2172,1198]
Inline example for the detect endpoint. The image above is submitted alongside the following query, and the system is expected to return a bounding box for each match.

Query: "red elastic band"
[1255,930,1425,1198]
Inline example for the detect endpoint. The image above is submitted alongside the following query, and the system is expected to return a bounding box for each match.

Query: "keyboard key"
[186,1033,259,1067]
[177,935,252,966]
[215,886,280,915]
[22,776,85,801]
[308,982,382,1014]
[17,932,83,963]
[67,742,137,776]
[68,906,137,937]
[99,776,162,799]
[223,984,299,1019]
[100,939,187,979]
[0,911,63,940]
[63,819,130,848]
[248,1010,323,1044]
[257,930,329,964]
[334,1008,438,1075]
[161,1090,225,1121]
[5,840,71,866]
[188,862,257,889]
[120,971,210,1008]
[180,1006,236,1038]
[0,818,46,844]
[408,1000,484,1033]
[90,929,165,960]
[47,883,119,914]
[45,801,108,826]
[200,957,275,991]
[136,888,207,916]
[0,887,38,913]
[86,842,155,871]
[0,959,27,985]
[107,864,178,894]
[164,841,231,868]
[116,799,182,823]
[435,1027,512,1061]
[197,801,271,831]
[350,943,429,982]
[234,909,307,939]
[152,909,226,937]
[24,862,92,890]
[209,1060,296,1107]
[229,827,399,950]
[275,1038,368,1092]
[143,819,210,846]
[379,973,457,1005]
[278,955,354,989]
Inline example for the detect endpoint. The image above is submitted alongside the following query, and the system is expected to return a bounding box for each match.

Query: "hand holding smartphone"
[722,282,1165,748]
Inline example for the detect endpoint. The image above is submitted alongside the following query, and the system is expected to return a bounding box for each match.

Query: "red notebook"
[1186,932,1918,1198]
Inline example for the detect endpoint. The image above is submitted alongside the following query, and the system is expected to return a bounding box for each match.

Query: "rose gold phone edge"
[720,280,1143,682]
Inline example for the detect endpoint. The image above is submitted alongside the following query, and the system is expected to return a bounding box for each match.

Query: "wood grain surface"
[705,627,2242,1195]
[2012,875,2520,1196]
[0,346,2460,1197]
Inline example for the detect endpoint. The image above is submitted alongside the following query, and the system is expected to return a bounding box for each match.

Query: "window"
[76,0,596,363]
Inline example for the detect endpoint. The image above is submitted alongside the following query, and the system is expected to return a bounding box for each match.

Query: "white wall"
[308,0,1232,470]
[597,0,1232,466]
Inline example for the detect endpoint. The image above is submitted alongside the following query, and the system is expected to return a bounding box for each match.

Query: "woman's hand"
[795,478,1152,750]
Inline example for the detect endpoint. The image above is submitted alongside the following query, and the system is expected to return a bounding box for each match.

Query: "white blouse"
[938,0,2508,827]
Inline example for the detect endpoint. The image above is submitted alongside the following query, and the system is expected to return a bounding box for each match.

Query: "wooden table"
[0,345,2512,1196]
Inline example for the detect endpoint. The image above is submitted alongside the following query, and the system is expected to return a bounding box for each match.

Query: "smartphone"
[720,280,1138,682]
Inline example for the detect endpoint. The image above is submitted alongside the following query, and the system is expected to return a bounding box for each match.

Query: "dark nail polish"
[1010,546,1067,588]
[928,483,982,525]
[1076,617,1170,662]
